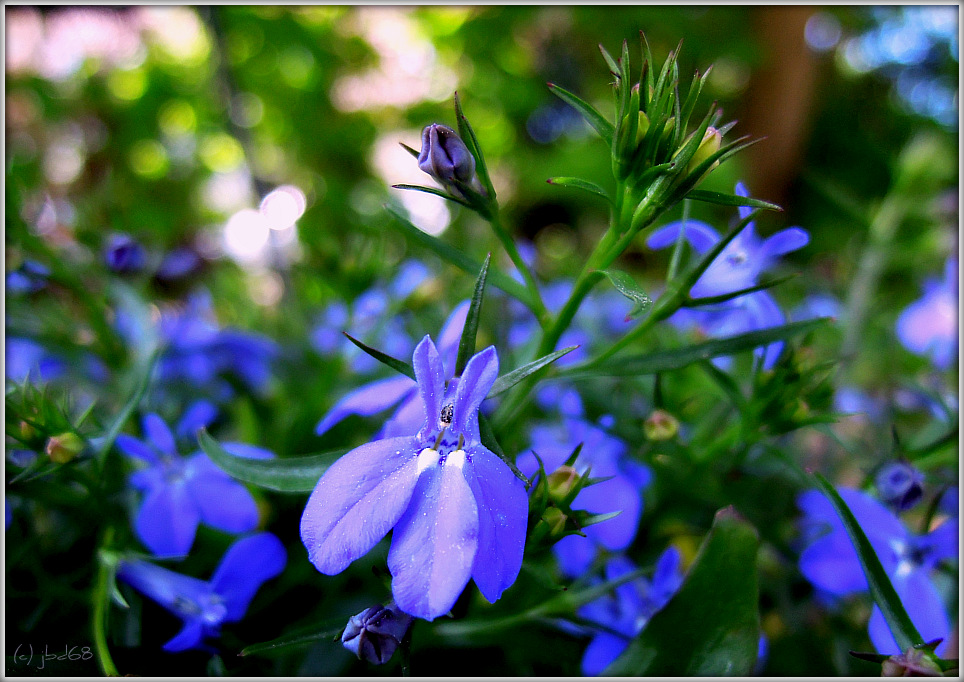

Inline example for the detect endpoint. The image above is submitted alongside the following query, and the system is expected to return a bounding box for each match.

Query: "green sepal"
[811,472,926,652]
[598,42,620,76]
[398,141,420,159]
[198,429,346,493]
[343,332,415,381]
[547,82,615,147]
[455,253,489,376]
[391,183,473,209]
[453,91,497,201]
[546,177,612,203]
[685,189,782,212]
[488,346,578,397]
[603,507,760,676]
[594,269,652,319]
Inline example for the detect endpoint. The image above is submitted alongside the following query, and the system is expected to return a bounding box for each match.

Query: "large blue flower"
[116,532,286,652]
[301,335,529,621]
[117,409,274,556]
[797,486,957,655]
[896,257,957,370]
[577,548,684,675]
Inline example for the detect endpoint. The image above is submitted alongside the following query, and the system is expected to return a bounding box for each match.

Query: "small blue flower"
[6,259,50,295]
[5,337,67,384]
[301,335,529,621]
[104,233,147,274]
[797,487,957,656]
[875,462,925,512]
[577,547,684,675]
[518,388,652,577]
[117,410,274,556]
[156,247,201,281]
[896,257,957,370]
[116,532,286,652]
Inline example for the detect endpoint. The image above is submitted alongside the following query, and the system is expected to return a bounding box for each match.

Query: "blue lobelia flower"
[875,461,925,512]
[116,532,286,652]
[5,337,67,384]
[797,486,957,656]
[577,547,684,675]
[301,335,529,621]
[647,182,810,370]
[314,301,468,438]
[895,257,958,370]
[6,259,50,295]
[117,409,274,556]
[103,233,147,274]
[518,387,652,577]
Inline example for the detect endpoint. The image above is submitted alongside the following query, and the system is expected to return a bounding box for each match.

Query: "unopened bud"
[542,506,568,539]
[875,461,925,512]
[880,647,942,677]
[417,123,477,187]
[341,602,414,665]
[45,432,85,464]
[547,466,580,504]
[684,126,722,177]
[644,409,679,441]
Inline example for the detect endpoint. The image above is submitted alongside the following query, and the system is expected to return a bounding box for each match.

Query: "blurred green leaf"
[547,82,614,147]
[344,332,415,381]
[392,183,472,209]
[241,616,348,657]
[686,189,782,212]
[604,507,760,676]
[595,269,652,319]
[546,177,612,203]
[488,346,578,397]
[198,429,346,493]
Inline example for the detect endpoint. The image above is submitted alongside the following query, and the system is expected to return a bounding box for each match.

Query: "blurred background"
[4,5,959,676]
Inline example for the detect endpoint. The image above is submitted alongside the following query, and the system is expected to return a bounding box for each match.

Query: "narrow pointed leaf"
[455,253,490,376]
[686,190,782,212]
[595,269,652,319]
[198,429,346,494]
[686,273,799,307]
[548,83,614,147]
[398,141,420,159]
[385,204,533,308]
[547,177,612,203]
[598,43,620,75]
[604,507,760,676]
[343,332,415,381]
[811,472,925,652]
[392,183,473,209]
[453,92,496,199]
[488,346,578,397]
[478,412,528,487]
[241,616,349,657]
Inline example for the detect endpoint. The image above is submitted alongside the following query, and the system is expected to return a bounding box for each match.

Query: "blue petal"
[919,518,958,568]
[301,436,419,575]
[315,375,417,436]
[451,346,498,444]
[380,392,427,439]
[646,220,720,254]
[412,335,445,437]
[463,444,527,604]
[581,632,630,676]
[135,483,200,556]
[176,400,219,440]
[186,455,260,534]
[553,533,598,578]
[578,475,641,551]
[162,620,206,652]
[116,559,210,614]
[115,434,160,464]
[734,181,753,222]
[761,227,810,258]
[437,300,470,375]
[868,570,951,656]
[646,546,684,613]
[388,459,479,621]
[143,413,177,456]
[210,532,287,622]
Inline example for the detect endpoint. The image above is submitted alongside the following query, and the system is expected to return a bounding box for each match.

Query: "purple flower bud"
[417,123,476,186]
[341,603,414,665]
[104,233,146,274]
[875,461,925,512]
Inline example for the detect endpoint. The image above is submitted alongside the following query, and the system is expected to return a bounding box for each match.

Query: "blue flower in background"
[5,337,67,384]
[117,409,274,556]
[896,257,957,370]
[315,301,469,438]
[797,487,957,656]
[104,233,147,274]
[6,259,50,295]
[116,532,286,652]
[875,461,925,512]
[647,182,809,370]
[301,335,528,621]
[577,547,684,675]
[518,387,652,577]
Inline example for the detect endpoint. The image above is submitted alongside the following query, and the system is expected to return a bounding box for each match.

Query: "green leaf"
[98,346,161,466]
[685,189,783,212]
[453,92,496,199]
[546,177,612,203]
[547,83,614,147]
[604,507,760,676]
[455,253,490,376]
[398,141,420,159]
[241,616,348,657]
[595,269,652,319]
[198,429,346,493]
[488,346,578,397]
[811,472,925,652]
[598,42,620,75]
[576,318,831,377]
[343,332,415,381]
[392,183,472,209]
[384,204,533,309]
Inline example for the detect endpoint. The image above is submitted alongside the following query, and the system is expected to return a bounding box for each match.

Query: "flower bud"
[546,465,580,504]
[417,123,476,187]
[45,432,85,464]
[644,409,679,441]
[875,461,925,512]
[542,506,568,539]
[683,126,722,178]
[880,647,942,677]
[341,602,414,665]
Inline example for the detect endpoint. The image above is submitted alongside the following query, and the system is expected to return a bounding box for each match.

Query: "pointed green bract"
[453,92,496,200]
[343,332,416,381]
[241,617,349,657]
[392,183,473,209]
[595,269,652,319]
[547,177,612,203]
[488,346,578,397]
[455,253,490,377]
[603,507,760,676]
[547,83,615,147]
[686,189,782,212]
[198,429,346,493]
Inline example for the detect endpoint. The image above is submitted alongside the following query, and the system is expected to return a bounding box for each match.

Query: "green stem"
[489,209,548,322]
[92,529,119,676]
